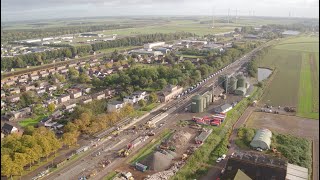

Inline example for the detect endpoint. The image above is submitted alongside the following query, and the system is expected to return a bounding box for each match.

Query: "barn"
[250,128,272,150]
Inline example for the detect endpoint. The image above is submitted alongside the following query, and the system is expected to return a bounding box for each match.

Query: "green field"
[258,36,319,119]
[18,115,47,127]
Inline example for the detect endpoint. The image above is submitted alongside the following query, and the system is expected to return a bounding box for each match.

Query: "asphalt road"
[42,43,267,180]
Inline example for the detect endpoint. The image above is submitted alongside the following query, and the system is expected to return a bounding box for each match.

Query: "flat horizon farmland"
[258,35,319,119]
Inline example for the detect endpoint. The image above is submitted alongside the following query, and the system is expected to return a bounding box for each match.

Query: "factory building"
[191,91,213,113]
[143,42,165,49]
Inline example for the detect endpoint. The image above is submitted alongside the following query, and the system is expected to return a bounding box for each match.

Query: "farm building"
[195,129,213,144]
[213,104,232,114]
[285,163,308,180]
[250,128,272,150]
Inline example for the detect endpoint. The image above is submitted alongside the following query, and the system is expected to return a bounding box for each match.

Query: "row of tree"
[1,24,132,42]
[1,32,193,71]
[1,127,62,178]
[247,46,270,77]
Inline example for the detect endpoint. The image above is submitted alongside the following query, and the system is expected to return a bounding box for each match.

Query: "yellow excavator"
[118,148,131,157]
[145,121,156,129]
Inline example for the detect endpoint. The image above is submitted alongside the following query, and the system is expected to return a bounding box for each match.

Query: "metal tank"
[218,75,228,90]
[228,76,238,93]
[237,75,246,89]
[191,95,203,113]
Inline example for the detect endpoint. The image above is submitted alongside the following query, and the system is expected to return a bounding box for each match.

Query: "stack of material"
[144,161,185,180]
[143,151,173,171]
[171,131,191,147]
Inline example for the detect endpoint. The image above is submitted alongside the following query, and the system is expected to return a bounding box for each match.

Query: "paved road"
[38,43,267,180]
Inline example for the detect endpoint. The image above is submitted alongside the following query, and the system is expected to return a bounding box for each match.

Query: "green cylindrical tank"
[191,95,203,113]
[237,75,245,88]
[204,94,210,105]
[218,75,228,90]
[228,76,238,93]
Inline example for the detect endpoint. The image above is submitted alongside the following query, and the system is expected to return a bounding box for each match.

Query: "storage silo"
[191,95,203,113]
[237,75,246,89]
[228,76,238,93]
[202,96,207,109]
[204,93,210,106]
[218,75,228,90]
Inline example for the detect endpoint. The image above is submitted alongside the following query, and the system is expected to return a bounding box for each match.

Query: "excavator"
[118,148,131,157]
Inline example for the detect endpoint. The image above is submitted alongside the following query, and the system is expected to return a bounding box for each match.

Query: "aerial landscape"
[1,0,319,180]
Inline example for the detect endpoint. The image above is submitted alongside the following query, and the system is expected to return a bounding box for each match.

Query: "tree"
[47,103,55,113]
[1,154,14,179]
[157,78,167,89]
[68,67,79,80]
[149,92,158,103]
[33,104,46,115]
[78,73,91,83]
[120,104,134,118]
[138,99,146,107]
[23,126,35,135]
[62,131,80,148]
[169,78,178,85]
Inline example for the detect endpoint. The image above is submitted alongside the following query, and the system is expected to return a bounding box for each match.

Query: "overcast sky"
[1,0,319,22]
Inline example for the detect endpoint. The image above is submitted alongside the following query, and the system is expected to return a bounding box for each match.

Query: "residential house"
[2,123,19,134]
[5,80,16,86]
[56,65,66,71]
[68,88,82,99]
[81,97,92,104]
[46,85,57,92]
[21,84,35,92]
[123,91,147,104]
[68,63,77,68]
[51,110,63,120]
[107,101,124,112]
[30,75,40,81]
[1,91,5,97]
[9,88,20,95]
[63,103,77,112]
[35,88,46,95]
[158,85,183,103]
[92,92,106,100]
[8,107,31,120]
[17,78,28,84]
[45,98,58,105]
[59,68,69,74]
[6,95,20,103]
[58,94,70,103]
[39,72,49,78]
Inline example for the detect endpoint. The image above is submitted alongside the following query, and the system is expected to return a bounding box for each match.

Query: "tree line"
[1,127,62,178]
[247,46,270,78]
[1,32,193,71]
[1,24,132,42]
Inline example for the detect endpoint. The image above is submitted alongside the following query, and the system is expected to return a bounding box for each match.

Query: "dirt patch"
[171,130,192,148]
[245,112,319,139]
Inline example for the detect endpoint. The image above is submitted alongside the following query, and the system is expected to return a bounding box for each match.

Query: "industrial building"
[129,49,163,56]
[218,74,249,95]
[143,42,165,49]
[191,91,213,113]
[158,85,183,103]
[250,128,272,150]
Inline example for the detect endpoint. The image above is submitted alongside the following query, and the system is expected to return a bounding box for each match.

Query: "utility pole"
[235,9,238,24]
[212,8,215,29]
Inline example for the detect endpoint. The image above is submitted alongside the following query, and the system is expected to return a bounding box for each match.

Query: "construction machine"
[145,121,156,129]
[118,149,131,157]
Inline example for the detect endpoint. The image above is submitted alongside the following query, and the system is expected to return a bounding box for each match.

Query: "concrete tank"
[191,95,203,113]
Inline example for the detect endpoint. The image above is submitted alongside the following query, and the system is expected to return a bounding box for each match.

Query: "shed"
[195,129,213,144]
[250,128,272,150]
[213,104,232,113]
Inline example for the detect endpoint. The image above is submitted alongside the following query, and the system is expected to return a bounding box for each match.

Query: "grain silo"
[191,95,203,113]
[218,75,228,90]
[228,76,238,93]
[237,75,246,89]
[202,96,207,109]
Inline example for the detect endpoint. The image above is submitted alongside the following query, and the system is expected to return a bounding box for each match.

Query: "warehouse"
[250,128,272,150]
[285,163,308,180]
[143,42,165,49]
[129,49,163,56]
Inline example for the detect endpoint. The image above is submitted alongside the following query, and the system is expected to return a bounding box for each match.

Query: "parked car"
[221,154,226,160]
[216,157,222,163]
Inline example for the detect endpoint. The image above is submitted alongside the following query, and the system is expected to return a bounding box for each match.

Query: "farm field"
[258,36,319,119]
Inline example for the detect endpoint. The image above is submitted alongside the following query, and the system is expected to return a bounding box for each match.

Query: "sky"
[1,0,319,22]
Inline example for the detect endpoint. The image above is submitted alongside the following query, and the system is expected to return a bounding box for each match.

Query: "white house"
[107,101,124,112]
[123,91,147,104]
